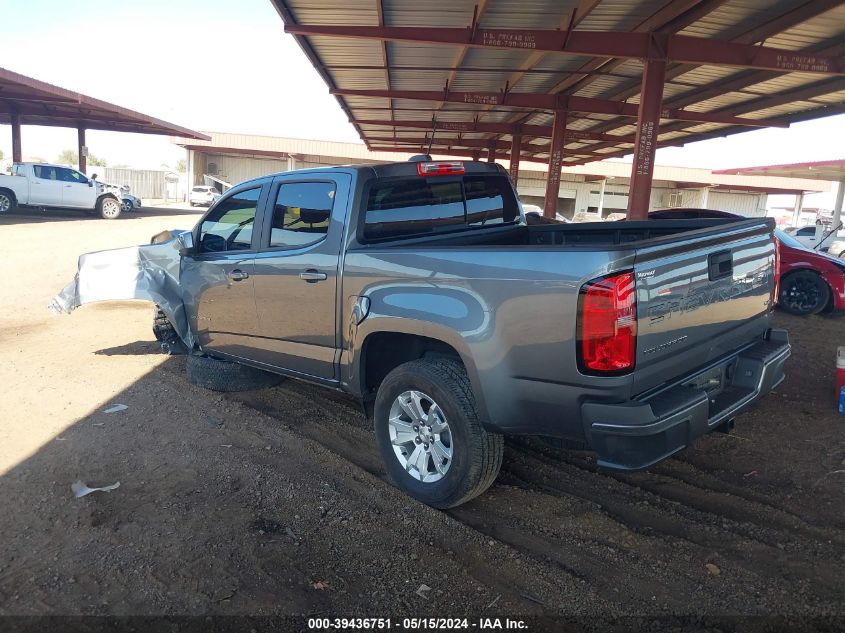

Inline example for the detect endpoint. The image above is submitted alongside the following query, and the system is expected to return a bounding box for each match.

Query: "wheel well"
[0,187,16,202]
[361,332,463,408]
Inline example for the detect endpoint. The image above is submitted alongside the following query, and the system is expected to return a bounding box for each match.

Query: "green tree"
[56,149,78,166]
[0,149,4,162]
[175,159,186,173]
[56,149,107,167]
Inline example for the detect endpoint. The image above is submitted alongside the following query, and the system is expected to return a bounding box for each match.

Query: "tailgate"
[632,219,776,395]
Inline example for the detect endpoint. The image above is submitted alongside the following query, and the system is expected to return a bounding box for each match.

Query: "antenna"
[427,117,437,155]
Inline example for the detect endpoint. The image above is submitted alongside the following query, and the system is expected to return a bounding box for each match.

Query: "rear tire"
[0,189,17,214]
[374,357,503,509]
[779,270,830,316]
[97,196,122,219]
[186,353,283,392]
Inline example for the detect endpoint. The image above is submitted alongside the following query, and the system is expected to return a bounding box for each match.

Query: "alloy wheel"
[388,390,453,483]
[102,199,121,219]
[783,278,822,313]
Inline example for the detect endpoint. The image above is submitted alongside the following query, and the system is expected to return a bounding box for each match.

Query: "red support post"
[10,103,22,163]
[77,127,87,175]
[627,59,667,220]
[544,110,567,219]
[509,133,521,186]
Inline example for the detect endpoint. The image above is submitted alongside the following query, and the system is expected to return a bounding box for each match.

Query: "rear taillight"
[577,272,637,374]
[416,161,465,176]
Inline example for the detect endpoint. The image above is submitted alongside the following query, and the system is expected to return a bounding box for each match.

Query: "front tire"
[779,270,830,315]
[121,199,132,212]
[97,196,122,219]
[152,306,187,355]
[185,353,283,392]
[0,189,17,214]
[374,357,503,509]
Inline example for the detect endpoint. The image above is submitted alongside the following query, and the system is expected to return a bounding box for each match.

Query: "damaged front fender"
[49,230,195,349]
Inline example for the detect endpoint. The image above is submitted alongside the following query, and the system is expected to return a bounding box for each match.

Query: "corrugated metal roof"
[271,0,845,164]
[0,67,208,140]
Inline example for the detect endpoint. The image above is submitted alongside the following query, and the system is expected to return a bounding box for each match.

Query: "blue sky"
[1,0,843,206]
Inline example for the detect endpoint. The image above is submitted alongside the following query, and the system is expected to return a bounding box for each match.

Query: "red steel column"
[77,127,87,174]
[627,59,666,220]
[509,133,521,186]
[10,103,22,163]
[487,140,497,163]
[543,110,567,219]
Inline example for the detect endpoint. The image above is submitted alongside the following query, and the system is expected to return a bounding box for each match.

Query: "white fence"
[97,168,182,200]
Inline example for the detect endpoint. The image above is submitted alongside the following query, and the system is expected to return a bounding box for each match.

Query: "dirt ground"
[0,206,843,629]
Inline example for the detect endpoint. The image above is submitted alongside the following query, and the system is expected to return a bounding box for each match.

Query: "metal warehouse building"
[173,131,826,218]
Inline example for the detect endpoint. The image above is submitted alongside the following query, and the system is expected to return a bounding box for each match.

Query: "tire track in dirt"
[499,442,843,607]
[163,362,844,615]
[211,377,605,613]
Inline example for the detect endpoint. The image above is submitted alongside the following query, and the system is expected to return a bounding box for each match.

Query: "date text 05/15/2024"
[307,618,529,630]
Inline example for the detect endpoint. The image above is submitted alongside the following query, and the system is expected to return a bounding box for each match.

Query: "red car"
[775,229,845,316]
[645,209,845,316]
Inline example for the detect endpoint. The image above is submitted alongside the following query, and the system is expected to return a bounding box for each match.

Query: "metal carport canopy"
[716,159,845,228]
[271,0,845,220]
[0,66,209,173]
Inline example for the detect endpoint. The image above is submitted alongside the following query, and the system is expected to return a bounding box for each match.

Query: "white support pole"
[792,191,804,227]
[700,186,710,208]
[597,178,607,218]
[832,179,845,232]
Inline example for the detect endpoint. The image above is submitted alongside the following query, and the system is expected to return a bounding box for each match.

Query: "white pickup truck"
[0,162,123,219]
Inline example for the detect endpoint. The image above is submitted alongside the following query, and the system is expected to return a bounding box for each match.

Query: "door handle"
[228,269,249,281]
[299,269,328,282]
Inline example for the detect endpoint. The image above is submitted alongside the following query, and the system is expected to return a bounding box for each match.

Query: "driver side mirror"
[88,181,93,187]
[178,231,195,256]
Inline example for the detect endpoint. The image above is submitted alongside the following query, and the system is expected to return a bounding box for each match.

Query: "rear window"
[363,175,518,241]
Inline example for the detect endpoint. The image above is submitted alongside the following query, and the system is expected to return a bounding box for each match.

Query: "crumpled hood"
[49,229,195,348]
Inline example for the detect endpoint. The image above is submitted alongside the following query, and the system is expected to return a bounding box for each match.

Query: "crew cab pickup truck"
[52,158,790,508]
[0,162,123,219]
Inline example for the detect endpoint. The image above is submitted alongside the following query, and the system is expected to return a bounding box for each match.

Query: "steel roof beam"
[284,25,845,76]
[578,3,845,136]
[365,136,614,157]
[334,88,788,127]
[368,145,559,161]
[354,118,638,142]
[543,0,728,97]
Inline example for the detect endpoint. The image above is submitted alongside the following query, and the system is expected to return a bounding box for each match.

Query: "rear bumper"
[582,329,790,471]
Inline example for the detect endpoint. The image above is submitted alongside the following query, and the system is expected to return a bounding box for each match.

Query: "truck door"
[56,167,95,207]
[30,165,63,206]
[180,183,267,358]
[248,174,350,380]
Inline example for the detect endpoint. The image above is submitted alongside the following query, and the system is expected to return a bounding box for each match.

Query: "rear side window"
[33,165,58,180]
[363,175,517,241]
[269,181,336,248]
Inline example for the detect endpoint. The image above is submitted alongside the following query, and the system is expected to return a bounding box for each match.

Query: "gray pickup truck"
[53,158,790,508]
